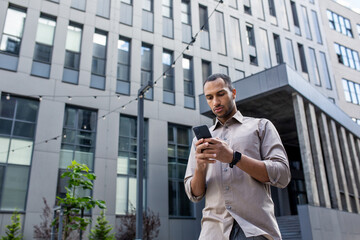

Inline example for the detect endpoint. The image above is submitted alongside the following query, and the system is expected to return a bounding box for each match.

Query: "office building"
[0,0,359,239]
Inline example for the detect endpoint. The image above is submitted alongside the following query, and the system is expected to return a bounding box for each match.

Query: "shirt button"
[225,126,228,129]
[224,137,227,141]
[225,186,229,190]
[226,205,231,210]
[224,168,228,172]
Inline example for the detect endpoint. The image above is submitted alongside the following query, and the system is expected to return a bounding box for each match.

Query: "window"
[219,65,228,75]
[215,11,226,55]
[259,28,271,68]
[229,17,243,60]
[357,24,360,39]
[319,52,331,89]
[162,0,173,38]
[273,34,283,64]
[90,30,107,90]
[279,0,290,30]
[120,0,133,25]
[117,37,131,95]
[311,10,322,44]
[141,44,153,99]
[327,10,353,38]
[351,118,360,125]
[301,6,312,40]
[246,25,255,47]
[290,1,300,35]
[285,38,296,70]
[71,0,86,11]
[229,0,238,9]
[244,0,252,15]
[342,79,360,105]
[57,106,97,201]
[202,60,211,84]
[0,5,26,71]
[246,24,257,65]
[31,14,56,78]
[0,95,39,210]
[63,22,82,84]
[268,0,276,17]
[168,124,194,217]
[199,5,210,50]
[183,56,195,109]
[298,43,308,73]
[116,115,148,214]
[235,69,245,80]
[142,0,154,32]
[334,43,360,71]
[163,50,175,104]
[308,48,321,86]
[181,0,192,43]
[96,0,110,18]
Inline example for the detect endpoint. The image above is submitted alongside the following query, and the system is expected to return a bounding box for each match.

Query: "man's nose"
[213,97,220,106]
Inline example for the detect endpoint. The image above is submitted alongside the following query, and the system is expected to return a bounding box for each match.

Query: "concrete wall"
[298,205,360,240]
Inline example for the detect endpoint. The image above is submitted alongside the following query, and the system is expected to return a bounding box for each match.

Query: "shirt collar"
[213,111,244,131]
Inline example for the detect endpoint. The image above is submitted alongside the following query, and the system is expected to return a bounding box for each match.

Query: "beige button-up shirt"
[184,111,291,240]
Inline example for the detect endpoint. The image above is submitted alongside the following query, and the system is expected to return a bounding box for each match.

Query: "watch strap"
[229,151,242,168]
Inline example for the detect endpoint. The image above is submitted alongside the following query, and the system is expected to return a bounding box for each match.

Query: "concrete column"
[292,93,319,206]
[348,134,360,212]
[305,103,331,208]
[328,120,352,212]
[318,113,342,210]
[339,127,360,213]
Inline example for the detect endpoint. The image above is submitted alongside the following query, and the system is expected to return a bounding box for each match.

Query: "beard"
[213,101,235,120]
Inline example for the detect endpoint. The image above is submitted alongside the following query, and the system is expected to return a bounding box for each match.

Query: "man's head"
[203,73,237,123]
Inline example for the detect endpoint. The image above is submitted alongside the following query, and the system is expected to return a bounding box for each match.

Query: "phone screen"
[192,125,212,140]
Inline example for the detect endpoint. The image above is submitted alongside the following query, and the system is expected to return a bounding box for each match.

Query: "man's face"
[204,78,237,123]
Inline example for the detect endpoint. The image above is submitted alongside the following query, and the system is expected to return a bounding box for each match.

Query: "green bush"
[88,210,115,240]
[1,211,23,240]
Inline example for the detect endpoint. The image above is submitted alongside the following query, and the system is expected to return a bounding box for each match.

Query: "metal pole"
[136,92,144,240]
[58,207,64,240]
[135,81,152,240]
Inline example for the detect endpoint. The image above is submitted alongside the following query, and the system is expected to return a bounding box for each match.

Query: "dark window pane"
[93,43,106,59]
[13,121,36,138]
[168,180,177,216]
[33,43,52,63]
[64,51,80,70]
[91,58,106,76]
[0,119,12,135]
[15,98,39,122]
[178,181,192,216]
[0,35,21,55]
[0,96,15,118]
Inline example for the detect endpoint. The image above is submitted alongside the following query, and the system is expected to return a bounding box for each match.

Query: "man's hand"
[202,138,233,164]
[195,138,216,172]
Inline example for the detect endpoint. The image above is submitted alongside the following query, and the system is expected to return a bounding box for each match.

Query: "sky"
[335,0,360,14]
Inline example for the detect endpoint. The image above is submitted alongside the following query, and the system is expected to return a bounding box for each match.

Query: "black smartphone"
[192,125,212,140]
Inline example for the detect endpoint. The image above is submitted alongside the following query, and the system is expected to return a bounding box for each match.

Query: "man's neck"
[217,108,237,124]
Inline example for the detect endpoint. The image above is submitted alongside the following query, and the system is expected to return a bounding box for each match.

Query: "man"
[184,73,291,240]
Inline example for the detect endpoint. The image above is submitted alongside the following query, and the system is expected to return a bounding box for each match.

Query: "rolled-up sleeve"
[184,138,206,202]
[259,119,291,188]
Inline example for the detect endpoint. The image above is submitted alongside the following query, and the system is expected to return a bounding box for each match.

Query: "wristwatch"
[229,151,242,168]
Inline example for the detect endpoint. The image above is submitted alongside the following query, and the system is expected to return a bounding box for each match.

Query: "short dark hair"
[203,73,233,91]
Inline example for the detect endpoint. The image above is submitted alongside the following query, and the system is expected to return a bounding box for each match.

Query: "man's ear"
[232,88,236,99]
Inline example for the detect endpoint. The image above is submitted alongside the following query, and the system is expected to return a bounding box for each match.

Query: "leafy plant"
[1,211,23,240]
[56,160,106,239]
[88,210,115,240]
[116,207,160,240]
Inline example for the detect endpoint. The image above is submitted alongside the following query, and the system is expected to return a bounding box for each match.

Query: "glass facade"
[117,37,131,95]
[63,22,82,84]
[163,50,175,105]
[215,11,226,55]
[181,0,192,43]
[120,0,132,25]
[141,44,153,99]
[116,115,148,214]
[327,10,353,38]
[90,30,107,90]
[142,0,154,32]
[0,6,26,71]
[57,106,97,199]
[31,14,56,78]
[183,56,195,109]
[342,79,360,105]
[334,43,360,71]
[162,0,173,38]
[0,95,39,210]
[199,5,210,50]
[168,124,193,217]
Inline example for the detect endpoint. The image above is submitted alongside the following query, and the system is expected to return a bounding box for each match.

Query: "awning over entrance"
[198,64,360,214]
